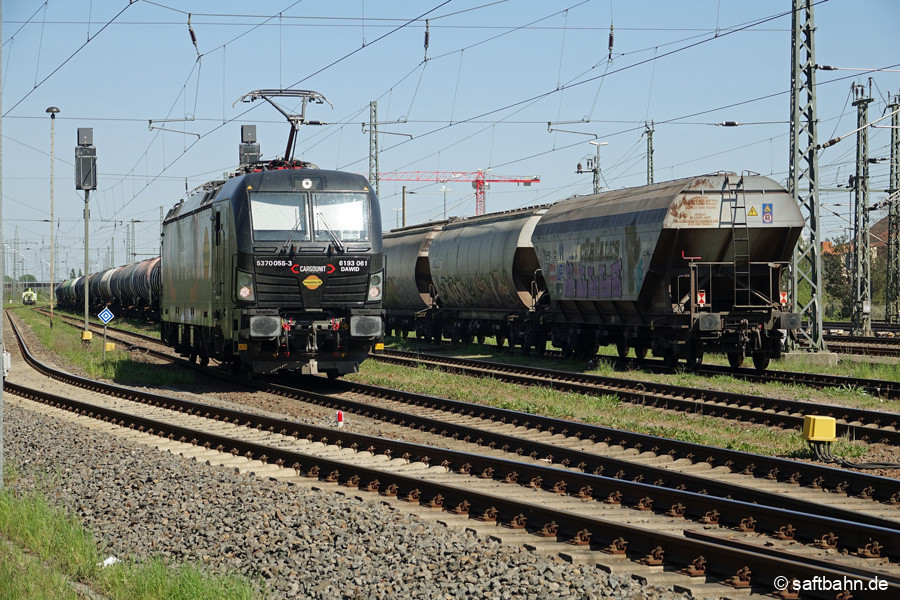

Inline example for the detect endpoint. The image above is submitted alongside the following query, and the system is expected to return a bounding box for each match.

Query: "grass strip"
[12,306,192,386]
[0,469,255,600]
[350,351,867,460]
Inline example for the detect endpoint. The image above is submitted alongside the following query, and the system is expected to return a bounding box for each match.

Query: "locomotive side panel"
[161,204,215,330]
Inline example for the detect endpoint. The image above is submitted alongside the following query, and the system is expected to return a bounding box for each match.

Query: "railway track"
[32,309,900,504]
[375,349,900,447]
[6,310,900,598]
[394,335,900,401]
[824,335,900,358]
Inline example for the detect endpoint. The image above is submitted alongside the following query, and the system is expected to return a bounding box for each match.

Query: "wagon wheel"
[199,355,209,367]
[634,347,648,360]
[752,353,770,371]
[495,335,507,348]
[727,352,745,369]
[616,342,629,358]
[684,350,704,370]
[662,351,678,370]
[476,335,486,345]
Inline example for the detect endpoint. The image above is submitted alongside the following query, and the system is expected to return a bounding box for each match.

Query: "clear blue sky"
[2,0,898,281]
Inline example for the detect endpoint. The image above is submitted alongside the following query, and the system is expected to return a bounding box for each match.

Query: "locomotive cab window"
[249,192,310,242]
[312,192,370,243]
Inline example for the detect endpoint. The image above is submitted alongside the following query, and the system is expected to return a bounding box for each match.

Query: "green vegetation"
[13,307,191,386]
[352,335,892,461]
[49,305,162,339]
[0,468,255,600]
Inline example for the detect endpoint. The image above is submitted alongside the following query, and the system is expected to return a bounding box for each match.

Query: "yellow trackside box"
[802,415,837,442]
[105,343,115,352]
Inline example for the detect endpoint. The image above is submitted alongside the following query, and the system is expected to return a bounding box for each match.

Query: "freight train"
[384,173,803,370]
[55,258,162,321]
[55,118,385,378]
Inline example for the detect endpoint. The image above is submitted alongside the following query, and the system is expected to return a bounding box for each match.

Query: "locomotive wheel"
[752,354,770,371]
[616,342,629,358]
[727,352,745,369]
[199,355,209,367]
[189,352,198,364]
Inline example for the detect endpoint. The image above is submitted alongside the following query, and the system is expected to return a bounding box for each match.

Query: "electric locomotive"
[160,161,385,378]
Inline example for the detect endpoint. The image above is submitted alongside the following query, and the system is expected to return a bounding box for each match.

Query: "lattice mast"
[788,0,825,351]
[851,84,873,336]
[887,93,900,323]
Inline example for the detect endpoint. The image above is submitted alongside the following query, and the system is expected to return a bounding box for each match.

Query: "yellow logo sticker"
[303,275,323,290]
[747,206,759,217]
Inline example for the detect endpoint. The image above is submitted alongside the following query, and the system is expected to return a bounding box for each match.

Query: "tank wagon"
[55,258,161,321]
[160,164,384,378]
[384,173,803,370]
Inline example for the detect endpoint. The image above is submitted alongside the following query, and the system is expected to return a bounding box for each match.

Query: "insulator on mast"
[608,24,614,60]
[188,13,200,57]
[424,20,430,60]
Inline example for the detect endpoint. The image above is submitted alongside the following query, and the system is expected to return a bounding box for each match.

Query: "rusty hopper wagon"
[384,173,803,370]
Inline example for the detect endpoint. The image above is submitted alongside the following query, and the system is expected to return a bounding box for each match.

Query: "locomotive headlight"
[236,270,255,302]
[367,271,383,301]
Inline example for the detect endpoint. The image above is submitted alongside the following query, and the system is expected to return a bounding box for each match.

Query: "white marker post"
[98,307,114,361]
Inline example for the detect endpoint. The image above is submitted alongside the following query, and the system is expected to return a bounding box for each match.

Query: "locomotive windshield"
[312,192,370,243]
[249,191,370,243]
[249,192,310,242]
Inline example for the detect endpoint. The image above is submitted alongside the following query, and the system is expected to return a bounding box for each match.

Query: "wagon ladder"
[727,175,752,307]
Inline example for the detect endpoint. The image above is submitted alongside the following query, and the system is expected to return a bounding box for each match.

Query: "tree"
[822,237,852,320]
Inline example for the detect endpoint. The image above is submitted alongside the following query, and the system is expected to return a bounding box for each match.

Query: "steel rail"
[23,309,900,506]
[13,314,900,555]
[413,335,900,400]
[35,308,900,400]
[378,350,900,445]
[4,333,899,598]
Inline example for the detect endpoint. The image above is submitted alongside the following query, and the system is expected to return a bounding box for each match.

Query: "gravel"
[3,403,692,600]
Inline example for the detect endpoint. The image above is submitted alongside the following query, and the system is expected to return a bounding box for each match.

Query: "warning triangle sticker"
[747,206,759,217]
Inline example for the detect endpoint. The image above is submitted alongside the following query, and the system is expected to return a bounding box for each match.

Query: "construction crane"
[377,171,540,216]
